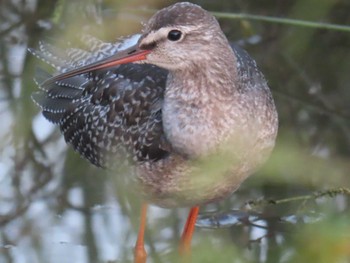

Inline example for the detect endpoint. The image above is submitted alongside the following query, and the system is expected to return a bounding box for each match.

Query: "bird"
[30,2,278,262]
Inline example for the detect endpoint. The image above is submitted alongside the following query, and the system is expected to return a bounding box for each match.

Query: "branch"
[245,187,350,208]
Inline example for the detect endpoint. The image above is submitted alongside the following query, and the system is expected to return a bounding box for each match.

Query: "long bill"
[41,44,151,86]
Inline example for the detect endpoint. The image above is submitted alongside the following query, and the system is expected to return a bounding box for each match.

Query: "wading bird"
[31,2,278,262]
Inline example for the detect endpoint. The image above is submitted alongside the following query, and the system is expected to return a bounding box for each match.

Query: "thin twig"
[133,8,350,33]
[212,12,350,33]
[246,188,350,208]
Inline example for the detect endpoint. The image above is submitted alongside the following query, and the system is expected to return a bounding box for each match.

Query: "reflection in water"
[1,0,350,262]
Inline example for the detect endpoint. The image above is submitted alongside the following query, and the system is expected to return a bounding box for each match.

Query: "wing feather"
[31,35,169,168]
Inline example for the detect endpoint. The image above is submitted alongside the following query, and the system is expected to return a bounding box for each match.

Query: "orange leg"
[134,203,148,263]
[179,206,200,255]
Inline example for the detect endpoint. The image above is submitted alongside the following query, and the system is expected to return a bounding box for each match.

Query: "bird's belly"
[136,148,268,208]
[139,94,277,207]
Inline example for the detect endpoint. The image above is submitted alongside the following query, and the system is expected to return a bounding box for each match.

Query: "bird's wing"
[31,34,169,168]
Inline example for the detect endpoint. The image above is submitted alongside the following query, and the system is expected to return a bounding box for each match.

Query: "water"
[1,0,350,262]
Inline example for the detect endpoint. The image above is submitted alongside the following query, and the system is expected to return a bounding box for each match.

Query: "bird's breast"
[162,95,235,158]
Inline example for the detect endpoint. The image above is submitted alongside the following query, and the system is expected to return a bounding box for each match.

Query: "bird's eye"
[167,30,182,41]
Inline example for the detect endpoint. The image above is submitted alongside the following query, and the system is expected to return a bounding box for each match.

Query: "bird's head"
[137,2,228,71]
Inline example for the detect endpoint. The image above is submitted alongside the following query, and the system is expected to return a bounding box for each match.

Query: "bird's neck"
[167,46,238,101]
[162,47,240,158]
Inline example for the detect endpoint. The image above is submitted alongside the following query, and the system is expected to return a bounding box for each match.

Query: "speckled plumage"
[31,2,278,208]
